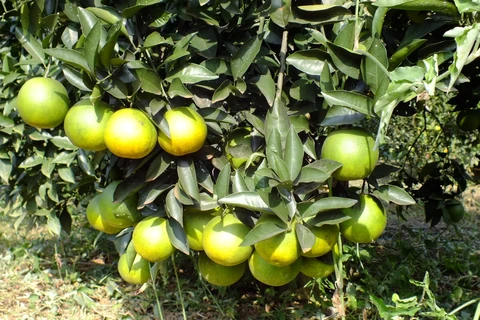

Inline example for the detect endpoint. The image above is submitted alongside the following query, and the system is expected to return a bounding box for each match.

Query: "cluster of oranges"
[17,77,390,287]
[17,77,208,158]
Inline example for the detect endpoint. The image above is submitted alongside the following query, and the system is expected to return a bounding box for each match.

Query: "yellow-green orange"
[86,193,122,234]
[198,252,245,286]
[340,194,387,243]
[132,216,175,262]
[254,215,300,267]
[104,108,157,159]
[300,256,335,278]
[321,128,378,181]
[301,224,339,258]
[248,250,301,287]
[118,241,151,285]
[225,127,253,169]
[98,181,142,229]
[202,214,252,266]
[183,207,218,251]
[64,99,114,151]
[158,107,207,156]
[17,77,70,129]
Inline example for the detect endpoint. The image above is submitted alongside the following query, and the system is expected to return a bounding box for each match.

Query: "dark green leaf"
[198,107,237,124]
[240,221,286,247]
[321,105,366,126]
[214,163,231,199]
[322,90,374,116]
[296,167,330,184]
[167,218,189,255]
[58,167,76,184]
[218,191,274,214]
[258,190,289,224]
[84,22,103,72]
[165,63,218,84]
[177,159,200,201]
[250,71,276,106]
[134,68,162,94]
[284,126,303,181]
[311,210,351,226]
[232,170,249,193]
[295,223,316,253]
[14,27,45,65]
[99,21,122,69]
[196,162,214,194]
[326,42,362,79]
[231,33,263,80]
[190,27,218,59]
[286,49,330,75]
[166,188,183,225]
[168,78,193,99]
[44,48,89,72]
[298,197,357,219]
[146,152,173,181]
[77,7,98,36]
[374,185,416,205]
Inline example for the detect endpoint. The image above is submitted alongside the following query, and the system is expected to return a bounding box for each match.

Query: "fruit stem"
[150,263,166,320]
[333,234,346,319]
[274,29,289,104]
[171,254,187,320]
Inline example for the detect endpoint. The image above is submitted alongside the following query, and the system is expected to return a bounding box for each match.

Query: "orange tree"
[1,0,479,316]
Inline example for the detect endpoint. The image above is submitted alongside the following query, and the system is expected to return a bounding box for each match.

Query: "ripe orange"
[202,214,253,266]
[340,194,387,243]
[158,107,207,156]
[225,127,254,169]
[64,99,114,151]
[98,181,142,229]
[85,193,122,234]
[17,77,70,129]
[118,241,151,285]
[456,110,480,131]
[254,215,300,267]
[301,224,339,258]
[321,128,379,181]
[248,250,301,287]
[132,216,175,262]
[444,199,465,223]
[198,252,246,286]
[300,255,335,278]
[183,207,218,251]
[104,108,157,159]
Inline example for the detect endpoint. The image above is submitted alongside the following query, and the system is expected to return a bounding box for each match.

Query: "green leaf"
[298,197,357,219]
[326,42,363,79]
[19,155,44,168]
[168,78,193,98]
[218,191,274,214]
[122,0,164,18]
[0,159,13,183]
[296,167,330,184]
[360,37,390,96]
[214,163,231,199]
[310,210,351,227]
[195,162,214,194]
[44,48,89,72]
[62,65,91,91]
[190,27,218,59]
[198,107,237,124]
[146,153,172,181]
[250,70,276,106]
[322,90,374,116]
[374,185,416,205]
[286,49,330,75]
[50,136,76,150]
[138,180,172,209]
[291,4,352,25]
[240,221,286,247]
[58,166,76,184]
[265,96,290,149]
[177,159,200,201]
[258,190,289,224]
[270,0,292,28]
[84,22,103,72]
[454,0,480,13]
[321,105,366,126]
[134,68,163,94]
[284,126,303,181]
[47,212,62,237]
[232,170,249,193]
[212,79,233,103]
[295,223,316,253]
[165,63,218,84]
[77,7,98,36]
[14,27,45,65]
[99,21,122,69]
[231,33,263,80]
[166,188,183,225]
[77,149,95,176]
[290,79,316,102]
[167,218,189,255]
[86,7,129,37]
[388,38,427,70]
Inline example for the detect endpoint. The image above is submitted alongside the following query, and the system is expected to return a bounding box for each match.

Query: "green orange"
[248,250,301,287]
[17,77,70,129]
[118,241,151,285]
[132,216,175,262]
[198,252,246,286]
[85,193,122,234]
[64,99,114,151]
[98,181,142,229]
[183,207,218,251]
[300,255,335,278]
[301,224,339,258]
[321,128,379,181]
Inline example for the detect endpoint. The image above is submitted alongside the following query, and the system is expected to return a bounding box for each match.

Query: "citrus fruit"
[198,252,246,286]
[445,199,465,223]
[248,250,301,287]
[202,214,253,266]
[183,207,218,251]
[301,224,339,258]
[132,215,175,262]
[340,194,387,243]
[104,108,157,159]
[225,127,254,169]
[85,193,123,234]
[321,128,379,181]
[158,107,207,156]
[118,241,151,285]
[254,215,300,267]
[300,255,335,278]
[98,181,142,229]
[17,77,70,129]
[63,99,114,151]
[456,110,480,131]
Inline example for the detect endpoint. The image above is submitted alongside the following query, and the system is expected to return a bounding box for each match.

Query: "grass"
[0,192,479,319]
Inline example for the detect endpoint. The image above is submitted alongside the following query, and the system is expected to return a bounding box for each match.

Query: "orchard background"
[0,0,479,319]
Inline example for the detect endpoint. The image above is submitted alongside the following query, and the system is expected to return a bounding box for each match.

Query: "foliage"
[1,0,480,317]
